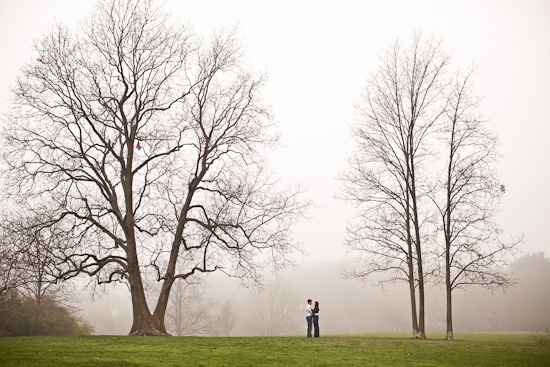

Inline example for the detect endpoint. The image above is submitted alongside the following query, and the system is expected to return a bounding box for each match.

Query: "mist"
[75,252,549,336]
[0,0,548,339]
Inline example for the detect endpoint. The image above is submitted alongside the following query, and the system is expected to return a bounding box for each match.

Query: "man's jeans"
[306,316,313,338]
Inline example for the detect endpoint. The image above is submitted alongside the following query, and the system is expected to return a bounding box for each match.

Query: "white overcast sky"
[0,0,549,262]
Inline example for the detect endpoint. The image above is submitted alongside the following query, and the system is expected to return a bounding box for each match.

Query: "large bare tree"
[2,0,306,335]
[340,34,449,339]
[433,69,520,340]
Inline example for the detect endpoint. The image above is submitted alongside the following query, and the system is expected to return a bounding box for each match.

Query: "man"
[305,299,313,338]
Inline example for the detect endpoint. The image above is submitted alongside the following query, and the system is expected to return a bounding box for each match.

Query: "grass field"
[1,333,548,366]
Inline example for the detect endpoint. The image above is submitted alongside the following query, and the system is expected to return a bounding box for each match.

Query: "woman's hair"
[314,301,319,309]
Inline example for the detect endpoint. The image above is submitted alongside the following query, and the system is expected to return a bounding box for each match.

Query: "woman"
[312,301,320,338]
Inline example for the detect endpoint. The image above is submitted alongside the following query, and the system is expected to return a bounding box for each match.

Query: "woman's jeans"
[313,316,319,337]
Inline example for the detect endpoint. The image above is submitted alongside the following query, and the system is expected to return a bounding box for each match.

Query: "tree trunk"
[129,297,168,336]
[445,260,453,340]
[407,146,426,339]
[444,209,453,341]
[153,277,175,331]
[128,275,169,336]
[445,120,455,341]
[151,187,196,333]
[415,248,426,339]
[410,168,426,338]
[126,243,170,336]
[405,181,419,337]
[407,253,419,338]
[444,171,454,341]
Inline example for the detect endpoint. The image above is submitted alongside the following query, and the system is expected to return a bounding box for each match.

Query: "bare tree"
[2,217,73,305]
[2,0,306,335]
[0,231,24,299]
[340,34,448,339]
[210,300,239,336]
[165,278,213,336]
[433,69,520,340]
[246,282,298,336]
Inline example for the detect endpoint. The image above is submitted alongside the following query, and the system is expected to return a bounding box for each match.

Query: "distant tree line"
[454,252,550,333]
[161,253,549,337]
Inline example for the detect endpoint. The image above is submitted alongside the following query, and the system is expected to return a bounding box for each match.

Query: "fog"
[1,0,549,337]
[75,253,549,336]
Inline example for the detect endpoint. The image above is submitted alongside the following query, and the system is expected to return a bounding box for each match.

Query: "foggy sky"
[1,0,548,263]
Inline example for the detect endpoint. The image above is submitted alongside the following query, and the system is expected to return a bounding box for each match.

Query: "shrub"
[0,292,93,336]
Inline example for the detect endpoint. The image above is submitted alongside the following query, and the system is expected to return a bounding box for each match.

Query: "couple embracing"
[305,299,320,338]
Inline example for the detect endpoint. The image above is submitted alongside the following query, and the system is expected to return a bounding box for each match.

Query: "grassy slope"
[0,333,549,367]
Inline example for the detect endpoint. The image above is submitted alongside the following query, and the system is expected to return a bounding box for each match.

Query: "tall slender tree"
[341,34,449,338]
[2,0,306,335]
[434,69,520,340]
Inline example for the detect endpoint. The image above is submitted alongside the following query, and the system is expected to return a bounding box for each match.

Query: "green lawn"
[0,333,548,366]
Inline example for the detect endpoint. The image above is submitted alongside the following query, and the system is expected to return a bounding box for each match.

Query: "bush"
[0,292,93,336]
